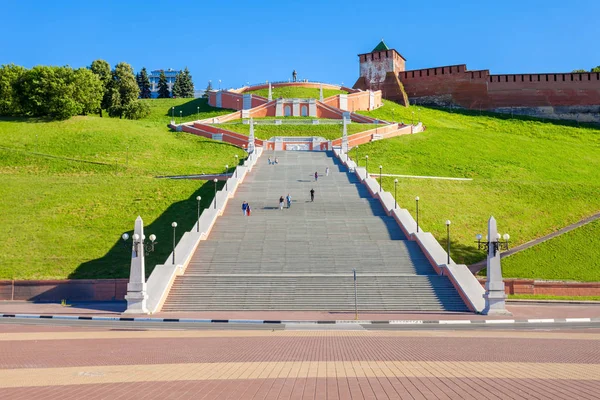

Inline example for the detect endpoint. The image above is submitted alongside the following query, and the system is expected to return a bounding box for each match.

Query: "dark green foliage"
[107,62,140,118]
[592,66,600,73]
[90,59,111,116]
[572,69,587,73]
[137,67,152,99]
[180,67,194,98]
[0,64,26,115]
[157,70,170,98]
[171,71,183,98]
[203,80,213,98]
[123,99,151,119]
[15,65,102,120]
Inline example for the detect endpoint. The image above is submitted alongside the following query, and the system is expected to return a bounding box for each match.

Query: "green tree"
[123,100,151,119]
[72,68,103,115]
[138,67,152,99]
[107,62,140,118]
[592,66,600,73]
[180,67,195,98]
[203,80,213,98]
[0,64,26,115]
[157,70,170,98]
[572,69,587,73]
[171,71,183,98]
[90,59,111,117]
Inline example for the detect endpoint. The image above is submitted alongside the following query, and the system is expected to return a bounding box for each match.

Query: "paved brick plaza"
[1,322,599,399]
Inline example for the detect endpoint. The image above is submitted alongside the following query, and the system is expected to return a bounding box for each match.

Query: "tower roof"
[372,40,389,52]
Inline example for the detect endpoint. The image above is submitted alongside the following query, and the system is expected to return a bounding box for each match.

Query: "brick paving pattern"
[1,324,599,399]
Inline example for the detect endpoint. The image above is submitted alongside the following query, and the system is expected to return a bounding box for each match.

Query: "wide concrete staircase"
[162,151,469,312]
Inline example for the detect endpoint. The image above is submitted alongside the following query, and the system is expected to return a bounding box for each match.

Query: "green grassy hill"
[0,99,243,280]
[502,219,600,282]
[247,87,347,99]
[217,122,376,140]
[358,102,600,279]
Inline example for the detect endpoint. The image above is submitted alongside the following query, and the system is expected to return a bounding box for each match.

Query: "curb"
[1,314,598,325]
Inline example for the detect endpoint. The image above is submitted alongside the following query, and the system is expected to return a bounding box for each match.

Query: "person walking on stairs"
[279,196,285,210]
[326,167,329,176]
[310,188,315,202]
[314,171,318,181]
[246,203,251,216]
[242,201,248,216]
[286,194,292,208]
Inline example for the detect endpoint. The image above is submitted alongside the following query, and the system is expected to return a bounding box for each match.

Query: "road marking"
[527,319,555,323]
[566,318,592,323]
[485,319,515,324]
[439,320,472,324]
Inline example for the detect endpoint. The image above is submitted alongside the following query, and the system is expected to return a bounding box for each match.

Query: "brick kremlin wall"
[398,65,600,122]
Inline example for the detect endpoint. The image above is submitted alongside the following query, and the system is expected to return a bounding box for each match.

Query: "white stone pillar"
[248,117,255,154]
[268,82,273,101]
[342,118,349,155]
[124,216,149,314]
[482,216,512,315]
[319,83,324,102]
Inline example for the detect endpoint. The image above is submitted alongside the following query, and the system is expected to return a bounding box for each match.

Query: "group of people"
[241,201,251,216]
[314,167,329,182]
[279,194,292,210]
[267,157,279,165]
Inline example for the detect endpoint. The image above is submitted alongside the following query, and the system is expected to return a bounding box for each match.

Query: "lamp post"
[171,222,177,264]
[224,165,229,190]
[179,110,182,124]
[379,165,383,192]
[218,79,221,91]
[122,232,156,257]
[171,106,174,121]
[446,220,451,264]
[412,111,415,126]
[475,233,510,254]
[415,196,420,232]
[365,155,368,177]
[418,108,421,123]
[213,178,218,209]
[234,155,239,177]
[355,145,359,164]
[196,196,201,232]
[197,106,199,120]
[394,179,398,209]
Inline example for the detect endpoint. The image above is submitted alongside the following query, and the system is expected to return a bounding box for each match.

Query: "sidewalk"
[1,301,599,322]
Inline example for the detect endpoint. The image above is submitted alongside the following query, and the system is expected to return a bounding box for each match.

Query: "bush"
[123,100,151,120]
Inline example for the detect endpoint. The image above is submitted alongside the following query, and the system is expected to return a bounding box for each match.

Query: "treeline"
[573,66,600,73]
[0,61,194,120]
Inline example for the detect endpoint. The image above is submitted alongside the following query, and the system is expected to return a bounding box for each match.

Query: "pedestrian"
[275,157,279,164]
[325,167,329,176]
[279,196,284,210]
[310,188,315,202]
[246,203,251,216]
[314,171,318,181]
[242,201,248,216]
[286,193,292,208]
[268,157,272,165]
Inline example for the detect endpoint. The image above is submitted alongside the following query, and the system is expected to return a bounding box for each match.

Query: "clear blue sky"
[1,0,598,89]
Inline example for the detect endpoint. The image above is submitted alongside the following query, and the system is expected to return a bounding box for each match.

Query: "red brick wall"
[0,279,128,302]
[478,279,600,296]
[398,65,600,109]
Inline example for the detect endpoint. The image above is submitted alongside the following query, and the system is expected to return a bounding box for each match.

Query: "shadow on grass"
[164,98,234,119]
[71,179,226,279]
[448,239,486,266]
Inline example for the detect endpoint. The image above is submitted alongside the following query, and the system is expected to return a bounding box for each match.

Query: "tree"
[123,100,150,119]
[71,67,103,115]
[157,70,170,98]
[0,64,26,115]
[107,62,139,118]
[203,80,213,98]
[138,67,152,99]
[180,67,195,98]
[572,69,587,73]
[592,66,600,73]
[171,71,183,98]
[90,59,111,117]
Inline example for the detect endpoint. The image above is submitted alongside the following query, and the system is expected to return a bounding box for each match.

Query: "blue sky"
[1,0,598,89]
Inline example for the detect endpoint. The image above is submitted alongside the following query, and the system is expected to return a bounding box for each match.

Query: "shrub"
[123,100,151,120]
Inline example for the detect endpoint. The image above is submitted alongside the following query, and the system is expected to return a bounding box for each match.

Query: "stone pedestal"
[482,216,512,316]
[124,216,149,314]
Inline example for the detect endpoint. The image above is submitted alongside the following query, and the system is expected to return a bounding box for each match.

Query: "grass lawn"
[214,122,377,141]
[501,219,600,281]
[356,102,600,276]
[0,98,245,280]
[509,294,600,301]
[247,87,347,99]
[140,97,232,125]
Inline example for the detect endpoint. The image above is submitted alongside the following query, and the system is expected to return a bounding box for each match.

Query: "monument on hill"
[482,216,511,316]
